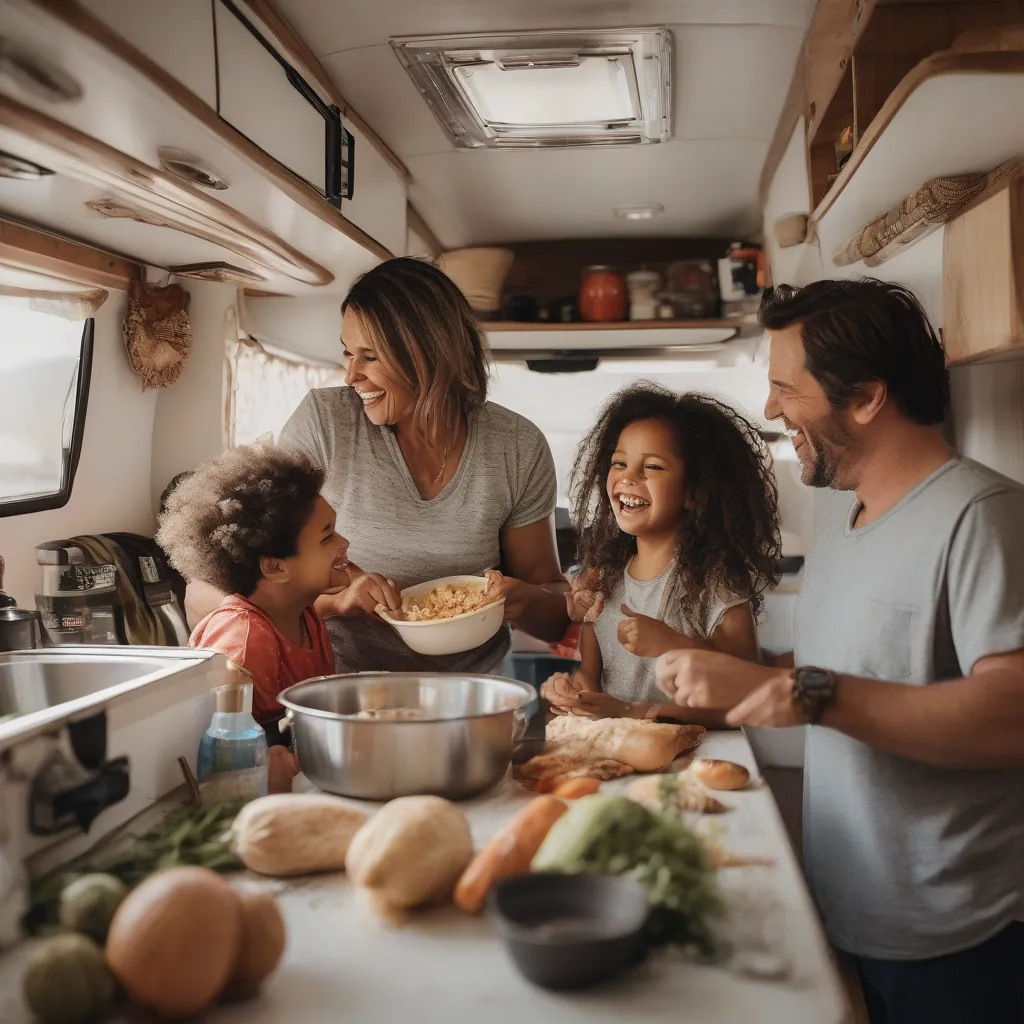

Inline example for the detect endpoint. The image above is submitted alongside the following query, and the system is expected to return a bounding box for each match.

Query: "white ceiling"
[275,0,813,247]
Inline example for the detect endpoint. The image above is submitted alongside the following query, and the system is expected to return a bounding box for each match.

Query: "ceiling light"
[392,28,672,149]
[615,204,664,221]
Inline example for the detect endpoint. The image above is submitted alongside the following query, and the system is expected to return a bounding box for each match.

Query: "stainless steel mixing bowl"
[278,672,536,801]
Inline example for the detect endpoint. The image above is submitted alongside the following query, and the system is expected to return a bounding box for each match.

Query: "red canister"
[579,266,627,323]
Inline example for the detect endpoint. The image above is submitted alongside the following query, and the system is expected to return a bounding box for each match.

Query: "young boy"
[156,443,350,760]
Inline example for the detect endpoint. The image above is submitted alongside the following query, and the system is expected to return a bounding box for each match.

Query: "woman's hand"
[617,605,691,659]
[484,570,532,621]
[332,571,402,618]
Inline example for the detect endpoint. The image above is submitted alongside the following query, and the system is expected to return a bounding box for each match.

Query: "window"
[0,306,93,517]
[226,336,345,446]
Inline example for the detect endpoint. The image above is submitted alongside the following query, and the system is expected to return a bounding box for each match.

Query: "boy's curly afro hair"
[155,443,325,597]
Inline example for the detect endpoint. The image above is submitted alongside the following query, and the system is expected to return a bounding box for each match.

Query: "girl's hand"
[336,571,402,617]
[540,671,587,713]
[571,691,638,719]
[617,605,689,659]
[566,581,605,624]
[267,745,299,794]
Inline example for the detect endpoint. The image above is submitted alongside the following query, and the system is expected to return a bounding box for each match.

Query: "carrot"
[553,777,602,799]
[453,796,569,913]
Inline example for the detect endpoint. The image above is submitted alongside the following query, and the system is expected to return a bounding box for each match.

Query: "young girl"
[543,382,780,723]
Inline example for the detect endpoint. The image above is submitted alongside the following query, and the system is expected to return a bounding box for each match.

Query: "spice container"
[579,266,627,323]
[625,270,662,321]
[664,260,719,319]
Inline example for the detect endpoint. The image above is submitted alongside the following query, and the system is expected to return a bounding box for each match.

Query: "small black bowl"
[489,873,650,991]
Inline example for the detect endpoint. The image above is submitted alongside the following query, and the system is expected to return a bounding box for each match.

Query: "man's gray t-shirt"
[795,456,1024,959]
[279,387,557,674]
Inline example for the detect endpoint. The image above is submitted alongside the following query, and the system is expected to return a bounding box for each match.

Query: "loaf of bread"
[692,758,750,791]
[545,716,705,772]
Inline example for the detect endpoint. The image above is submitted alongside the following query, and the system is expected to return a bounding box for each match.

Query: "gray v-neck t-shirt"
[795,456,1024,959]
[279,386,557,674]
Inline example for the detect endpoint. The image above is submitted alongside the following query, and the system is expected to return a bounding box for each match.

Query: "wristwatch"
[791,666,837,724]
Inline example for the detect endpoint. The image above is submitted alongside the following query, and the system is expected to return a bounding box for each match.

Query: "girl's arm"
[619,602,761,662]
[541,625,602,712]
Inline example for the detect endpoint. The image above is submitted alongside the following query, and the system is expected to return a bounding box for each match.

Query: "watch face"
[799,668,832,693]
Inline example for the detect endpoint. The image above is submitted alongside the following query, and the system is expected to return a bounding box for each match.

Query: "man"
[656,279,1024,1024]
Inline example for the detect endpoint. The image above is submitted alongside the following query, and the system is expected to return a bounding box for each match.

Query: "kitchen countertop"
[0,731,849,1024]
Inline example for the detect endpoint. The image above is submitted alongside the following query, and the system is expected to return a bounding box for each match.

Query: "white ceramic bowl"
[379,575,506,657]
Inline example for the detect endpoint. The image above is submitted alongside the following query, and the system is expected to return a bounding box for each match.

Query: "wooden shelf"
[484,318,746,332]
[810,51,1024,260]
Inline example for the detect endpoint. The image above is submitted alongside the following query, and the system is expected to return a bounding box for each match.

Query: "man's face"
[764,325,857,490]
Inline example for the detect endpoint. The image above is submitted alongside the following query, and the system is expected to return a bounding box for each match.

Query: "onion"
[105,866,242,1017]
[225,886,286,998]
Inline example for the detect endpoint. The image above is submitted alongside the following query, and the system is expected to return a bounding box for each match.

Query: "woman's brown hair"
[341,257,489,435]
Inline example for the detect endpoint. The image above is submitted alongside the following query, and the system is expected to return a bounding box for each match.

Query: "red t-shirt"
[190,595,335,724]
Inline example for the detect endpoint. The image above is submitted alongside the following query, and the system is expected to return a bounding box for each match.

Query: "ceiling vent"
[392,28,672,149]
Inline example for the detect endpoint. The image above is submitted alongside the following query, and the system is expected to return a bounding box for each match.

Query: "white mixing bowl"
[379,575,506,656]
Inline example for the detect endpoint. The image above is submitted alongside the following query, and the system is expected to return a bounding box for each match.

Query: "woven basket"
[437,247,514,313]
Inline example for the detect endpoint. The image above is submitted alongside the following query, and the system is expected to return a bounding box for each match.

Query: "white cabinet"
[214,0,328,193]
[79,0,217,108]
[342,117,407,257]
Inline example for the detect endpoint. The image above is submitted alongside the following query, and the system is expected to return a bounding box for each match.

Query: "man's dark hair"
[155,445,325,597]
[758,279,950,425]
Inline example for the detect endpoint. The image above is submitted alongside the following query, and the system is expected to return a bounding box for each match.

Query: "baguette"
[453,796,568,913]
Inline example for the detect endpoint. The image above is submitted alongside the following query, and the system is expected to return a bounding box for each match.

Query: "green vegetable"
[532,794,722,953]
[23,933,115,1024]
[59,873,127,943]
[26,800,243,935]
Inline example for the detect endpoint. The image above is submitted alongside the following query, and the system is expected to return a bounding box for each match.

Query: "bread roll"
[692,759,750,791]
[545,716,705,772]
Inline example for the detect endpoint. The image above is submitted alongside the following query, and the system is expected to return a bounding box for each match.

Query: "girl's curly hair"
[570,382,781,628]
[156,444,325,597]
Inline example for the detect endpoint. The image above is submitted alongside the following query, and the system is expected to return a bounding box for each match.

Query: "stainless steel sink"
[0,650,188,720]
[0,647,216,745]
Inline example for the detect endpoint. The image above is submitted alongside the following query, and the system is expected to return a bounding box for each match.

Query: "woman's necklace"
[433,429,451,486]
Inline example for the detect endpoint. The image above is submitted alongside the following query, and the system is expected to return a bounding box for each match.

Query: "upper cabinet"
[341,116,407,258]
[79,0,217,108]
[943,177,1024,365]
[213,0,352,206]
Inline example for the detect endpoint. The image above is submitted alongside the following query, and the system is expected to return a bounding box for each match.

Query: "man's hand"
[618,605,689,658]
[334,571,402,617]
[724,674,807,728]
[656,649,778,709]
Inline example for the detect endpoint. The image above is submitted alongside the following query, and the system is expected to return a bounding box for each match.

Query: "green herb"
[25,800,243,935]
[532,794,722,954]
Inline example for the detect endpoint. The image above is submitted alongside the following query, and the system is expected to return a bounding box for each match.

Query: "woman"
[188,257,570,674]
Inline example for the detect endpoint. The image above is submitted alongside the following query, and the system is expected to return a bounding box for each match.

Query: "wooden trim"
[39,0,393,262]
[0,218,140,291]
[0,94,334,286]
[241,0,412,185]
[485,319,743,333]
[810,51,1024,232]
[407,204,444,255]
[759,48,806,206]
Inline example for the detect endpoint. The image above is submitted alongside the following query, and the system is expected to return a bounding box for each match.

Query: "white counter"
[0,732,849,1024]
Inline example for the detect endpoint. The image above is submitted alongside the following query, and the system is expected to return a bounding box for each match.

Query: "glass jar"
[579,266,627,323]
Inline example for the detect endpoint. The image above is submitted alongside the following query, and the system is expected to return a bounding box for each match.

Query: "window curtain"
[225,331,347,447]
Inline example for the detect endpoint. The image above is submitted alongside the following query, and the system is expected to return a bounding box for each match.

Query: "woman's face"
[341,308,415,427]
[605,418,686,538]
